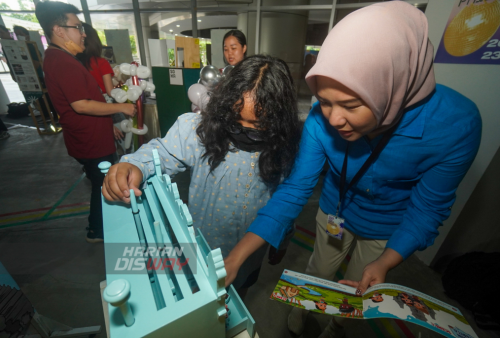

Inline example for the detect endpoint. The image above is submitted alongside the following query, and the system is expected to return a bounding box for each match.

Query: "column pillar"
[237,0,310,90]
[140,13,152,70]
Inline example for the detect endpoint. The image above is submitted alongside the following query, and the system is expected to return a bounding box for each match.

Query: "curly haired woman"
[102,55,301,295]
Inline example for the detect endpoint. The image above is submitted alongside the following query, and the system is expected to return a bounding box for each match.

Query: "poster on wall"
[0,39,43,92]
[434,0,500,65]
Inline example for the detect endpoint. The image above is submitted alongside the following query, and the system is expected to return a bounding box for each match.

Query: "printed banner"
[434,0,500,65]
[1,39,43,91]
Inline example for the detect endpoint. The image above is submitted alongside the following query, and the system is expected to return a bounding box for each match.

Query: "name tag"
[326,214,344,240]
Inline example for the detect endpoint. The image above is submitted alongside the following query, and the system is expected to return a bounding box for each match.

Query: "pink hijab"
[306,1,436,132]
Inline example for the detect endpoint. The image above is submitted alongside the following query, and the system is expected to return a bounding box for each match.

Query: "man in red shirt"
[35,1,136,243]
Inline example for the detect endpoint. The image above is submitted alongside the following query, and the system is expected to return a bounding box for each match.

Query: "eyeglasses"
[227,123,266,142]
[60,25,85,35]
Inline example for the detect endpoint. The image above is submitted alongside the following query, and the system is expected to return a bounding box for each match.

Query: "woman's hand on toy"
[113,126,124,140]
[102,163,143,203]
[224,255,240,287]
[223,232,267,287]
[339,248,403,295]
[122,103,137,117]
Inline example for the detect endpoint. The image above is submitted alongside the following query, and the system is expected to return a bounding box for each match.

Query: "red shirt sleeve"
[97,57,114,76]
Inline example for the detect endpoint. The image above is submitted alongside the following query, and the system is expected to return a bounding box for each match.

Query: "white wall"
[416,0,500,265]
[210,29,232,69]
[148,39,169,67]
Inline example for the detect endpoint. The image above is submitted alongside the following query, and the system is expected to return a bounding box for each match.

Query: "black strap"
[48,43,84,66]
[337,125,398,216]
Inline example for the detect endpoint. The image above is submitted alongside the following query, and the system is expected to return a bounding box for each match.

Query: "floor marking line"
[0,202,89,218]
[380,318,402,337]
[290,238,313,252]
[41,173,85,220]
[0,211,89,229]
[0,206,89,224]
[296,225,316,238]
[367,319,388,338]
[335,271,344,280]
[294,232,315,246]
[395,319,416,338]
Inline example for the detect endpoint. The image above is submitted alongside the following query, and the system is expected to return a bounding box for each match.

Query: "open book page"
[269,270,364,318]
[363,284,478,338]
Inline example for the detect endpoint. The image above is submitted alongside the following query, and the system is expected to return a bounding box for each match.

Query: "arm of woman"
[340,100,482,294]
[224,107,327,285]
[103,73,114,97]
[103,113,200,203]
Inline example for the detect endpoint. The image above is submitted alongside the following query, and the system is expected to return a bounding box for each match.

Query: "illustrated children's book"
[270,270,478,338]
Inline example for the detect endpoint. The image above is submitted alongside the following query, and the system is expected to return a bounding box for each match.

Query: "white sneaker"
[287,307,309,335]
[318,319,346,338]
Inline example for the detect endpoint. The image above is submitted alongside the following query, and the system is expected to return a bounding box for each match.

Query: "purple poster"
[434,0,500,65]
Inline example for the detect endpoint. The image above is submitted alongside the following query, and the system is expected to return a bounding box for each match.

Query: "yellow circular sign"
[444,0,500,57]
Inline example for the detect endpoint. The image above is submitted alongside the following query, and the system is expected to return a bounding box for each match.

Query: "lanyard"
[48,43,84,66]
[336,124,398,216]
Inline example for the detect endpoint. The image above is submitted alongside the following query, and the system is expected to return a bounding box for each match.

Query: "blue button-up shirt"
[248,84,482,259]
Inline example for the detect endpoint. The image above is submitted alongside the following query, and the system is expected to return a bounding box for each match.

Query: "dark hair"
[197,55,301,191]
[223,30,247,63]
[35,1,80,39]
[13,26,29,36]
[0,25,9,33]
[76,23,102,69]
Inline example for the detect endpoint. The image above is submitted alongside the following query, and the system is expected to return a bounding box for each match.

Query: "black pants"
[0,118,7,132]
[76,153,116,234]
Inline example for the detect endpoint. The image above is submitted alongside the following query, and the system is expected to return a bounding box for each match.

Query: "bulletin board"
[1,39,42,92]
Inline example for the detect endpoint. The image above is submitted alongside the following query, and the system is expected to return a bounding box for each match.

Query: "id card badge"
[326,214,344,240]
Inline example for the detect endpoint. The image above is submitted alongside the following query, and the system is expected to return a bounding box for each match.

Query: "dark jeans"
[0,118,7,132]
[75,153,116,234]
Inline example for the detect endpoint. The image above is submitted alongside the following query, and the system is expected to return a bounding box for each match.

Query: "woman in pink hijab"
[223,2,481,337]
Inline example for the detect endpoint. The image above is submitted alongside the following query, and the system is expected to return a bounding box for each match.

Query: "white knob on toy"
[98,161,112,174]
[103,279,135,327]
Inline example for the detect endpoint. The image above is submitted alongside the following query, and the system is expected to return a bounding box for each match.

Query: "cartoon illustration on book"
[393,292,436,322]
[339,297,363,318]
[369,292,384,303]
[279,286,302,306]
[271,270,478,338]
[314,298,327,314]
[271,270,363,318]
